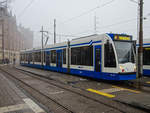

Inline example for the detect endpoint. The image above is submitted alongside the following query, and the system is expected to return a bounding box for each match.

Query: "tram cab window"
[114,41,135,64]
[63,49,66,64]
[51,50,56,63]
[143,47,150,65]
[104,42,116,67]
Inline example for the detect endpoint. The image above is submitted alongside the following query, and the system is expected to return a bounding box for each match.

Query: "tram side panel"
[143,46,150,76]
[21,51,43,69]
[69,45,95,78]
[20,33,137,80]
[137,40,150,76]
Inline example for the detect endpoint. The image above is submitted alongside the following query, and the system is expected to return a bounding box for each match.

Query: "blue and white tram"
[20,33,136,80]
[140,39,150,76]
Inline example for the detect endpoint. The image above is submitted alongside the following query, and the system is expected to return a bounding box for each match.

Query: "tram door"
[56,50,63,70]
[45,51,50,66]
[95,45,101,72]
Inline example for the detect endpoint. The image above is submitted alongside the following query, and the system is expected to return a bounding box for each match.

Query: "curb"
[115,99,150,112]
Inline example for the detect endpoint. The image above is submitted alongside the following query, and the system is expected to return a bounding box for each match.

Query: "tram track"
[3,67,150,113]
[15,66,150,94]
[0,67,75,113]
[0,66,146,113]
[13,66,150,112]
[15,66,150,112]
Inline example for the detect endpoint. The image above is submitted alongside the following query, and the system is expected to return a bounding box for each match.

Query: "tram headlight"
[120,66,123,69]
[134,65,136,72]
[120,66,125,72]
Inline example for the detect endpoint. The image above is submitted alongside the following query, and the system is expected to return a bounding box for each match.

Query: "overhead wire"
[56,0,115,39]
[69,18,136,36]
[18,0,36,18]
[60,1,150,37]
[49,32,78,37]
[97,18,137,30]
[61,12,150,37]
[96,14,150,31]
[71,29,94,36]
[71,16,150,37]
[60,0,115,24]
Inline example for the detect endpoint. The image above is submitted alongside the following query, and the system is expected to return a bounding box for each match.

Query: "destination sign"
[114,35,131,41]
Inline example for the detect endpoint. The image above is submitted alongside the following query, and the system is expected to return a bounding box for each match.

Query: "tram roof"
[20,33,133,53]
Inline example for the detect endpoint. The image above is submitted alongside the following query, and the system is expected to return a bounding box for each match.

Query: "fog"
[10,0,150,47]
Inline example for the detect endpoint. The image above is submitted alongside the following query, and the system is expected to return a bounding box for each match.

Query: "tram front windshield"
[114,41,135,64]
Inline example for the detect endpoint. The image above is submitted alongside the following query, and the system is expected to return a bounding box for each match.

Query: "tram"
[140,39,150,76]
[20,33,136,80]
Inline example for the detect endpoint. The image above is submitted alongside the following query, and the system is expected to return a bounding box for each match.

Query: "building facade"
[0,6,33,64]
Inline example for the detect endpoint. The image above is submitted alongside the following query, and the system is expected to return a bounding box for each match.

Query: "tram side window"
[24,54,26,61]
[45,51,50,65]
[22,54,25,61]
[44,52,46,63]
[71,46,93,66]
[38,52,41,62]
[63,49,66,64]
[20,54,23,61]
[81,46,93,66]
[34,52,41,62]
[71,47,81,65]
[20,54,21,61]
[143,47,150,65]
[34,53,37,62]
[25,53,28,61]
[27,53,29,63]
[104,43,116,67]
[32,53,34,62]
[29,53,32,62]
[20,54,22,61]
[51,50,56,63]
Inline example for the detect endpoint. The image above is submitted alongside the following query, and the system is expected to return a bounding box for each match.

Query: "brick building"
[0,5,33,64]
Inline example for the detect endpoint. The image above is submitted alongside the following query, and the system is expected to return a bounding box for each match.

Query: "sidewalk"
[0,67,46,113]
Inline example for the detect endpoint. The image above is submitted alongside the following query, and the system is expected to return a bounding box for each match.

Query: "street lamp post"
[137,0,143,79]
[0,18,4,64]
[2,19,4,64]
[130,0,144,88]
[130,0,144,79]
[40,26,48,66]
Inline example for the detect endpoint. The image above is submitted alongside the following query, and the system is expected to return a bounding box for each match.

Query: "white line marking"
[99,88,124,93]
[48,91,64,95]
[23,98,45,113]
[0,104,28,113]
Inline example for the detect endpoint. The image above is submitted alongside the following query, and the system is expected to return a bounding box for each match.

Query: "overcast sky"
[8,0,150,47]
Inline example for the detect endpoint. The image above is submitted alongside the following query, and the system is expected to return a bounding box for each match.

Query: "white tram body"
[20,33,136,80]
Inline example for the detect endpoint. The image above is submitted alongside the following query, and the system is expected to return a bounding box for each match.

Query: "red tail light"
[122,69,125,72]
